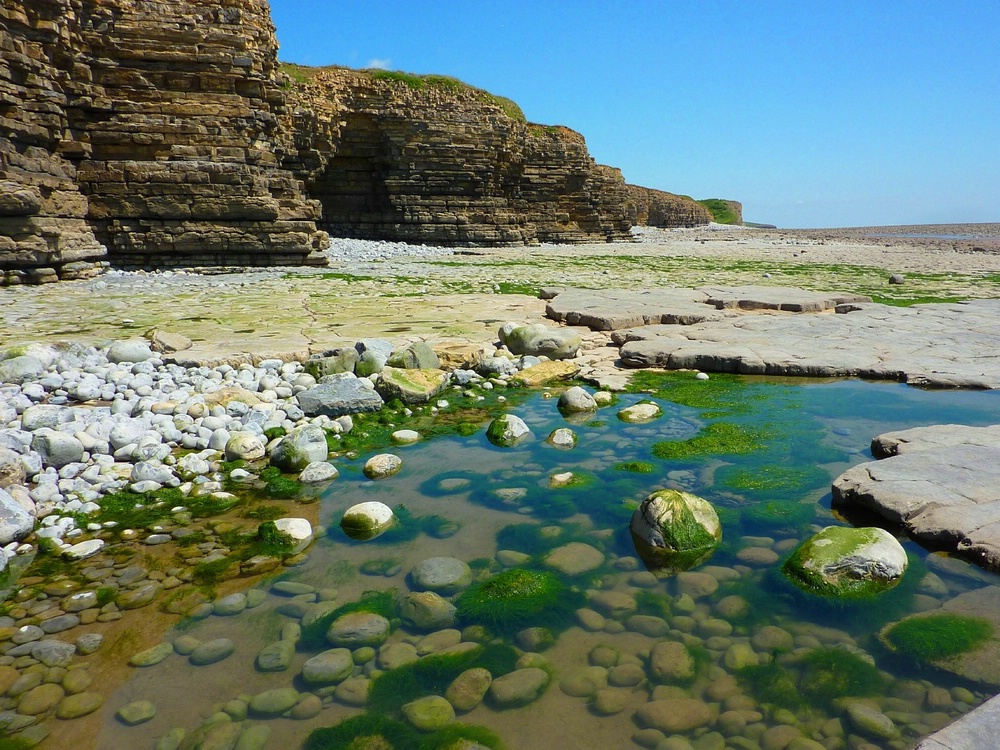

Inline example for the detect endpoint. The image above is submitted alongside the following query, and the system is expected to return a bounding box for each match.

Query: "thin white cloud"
[367,58,392,70]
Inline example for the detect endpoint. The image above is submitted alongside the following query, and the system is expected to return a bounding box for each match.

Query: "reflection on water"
[96,378,1000,750]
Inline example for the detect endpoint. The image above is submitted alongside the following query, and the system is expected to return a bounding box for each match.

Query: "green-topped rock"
[387,342,440,370]
[376,367,449,404]
[402,694,455,730]
[629,489,721,574]
[486,414,531,447]
[783,526,907,598]
[879,585,1000,687]
[341,501,395,540]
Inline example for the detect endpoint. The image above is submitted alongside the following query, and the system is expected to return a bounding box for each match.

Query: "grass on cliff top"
[369,70,526,121]
[698,198,740,225]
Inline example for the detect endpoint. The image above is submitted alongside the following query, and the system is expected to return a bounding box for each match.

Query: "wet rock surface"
[833,425,1000,570]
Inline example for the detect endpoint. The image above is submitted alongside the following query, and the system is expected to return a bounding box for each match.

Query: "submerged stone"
[340,501,394,540]
[402,694,455,730]
[488,667,550,707]
[117,699,156,725]
[630,489,721,574]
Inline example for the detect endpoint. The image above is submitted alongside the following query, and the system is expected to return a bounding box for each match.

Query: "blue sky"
[269,1,999,228]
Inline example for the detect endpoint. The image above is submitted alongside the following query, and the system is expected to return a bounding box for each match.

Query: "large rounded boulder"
[629,489,721,574]
[783,525,908,598]
[502,324,581,360]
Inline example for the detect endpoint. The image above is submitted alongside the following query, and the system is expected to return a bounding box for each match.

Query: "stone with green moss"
[340,502,395,541]
[401,695,455,730]
[376,367,449,404]
[455,568,581,634]
[486,414,531,447]
[882,612,993,664]
[270,424,329,471]
[782,526,907,598]
[629,489,721,574]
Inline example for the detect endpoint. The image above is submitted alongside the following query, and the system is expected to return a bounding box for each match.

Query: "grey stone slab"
[833,427,1000,571]
[873,425,1000,458]
[296,374,384,417]
[697,284,871,312]
[545,288,721,331]
[612,296,1000,389]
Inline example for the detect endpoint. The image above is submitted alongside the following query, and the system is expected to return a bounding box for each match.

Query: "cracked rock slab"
[545,285,868,332]
[545,288,722,331]
[615,297,1000,389]
[832,426,1000,571]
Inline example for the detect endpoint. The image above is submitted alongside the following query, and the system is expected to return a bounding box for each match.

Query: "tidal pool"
[93,375,1000,750]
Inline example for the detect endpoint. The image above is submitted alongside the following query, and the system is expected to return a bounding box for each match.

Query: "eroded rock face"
[1,0,328,281]
[625,185,713,228]
[2,3,711,280]
[284,69,634,246]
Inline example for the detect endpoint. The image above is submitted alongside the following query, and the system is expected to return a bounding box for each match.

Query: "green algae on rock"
[651,421,765,460]
[883,613,993,663]
[629,489,721,574]
[340,501,395,541]
[485,414,532,447]
[783,526,908,598]
[455,568,582,634]
[303,712,503,750]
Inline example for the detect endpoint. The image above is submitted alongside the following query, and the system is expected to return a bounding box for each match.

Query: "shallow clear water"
[97,377,1000,750]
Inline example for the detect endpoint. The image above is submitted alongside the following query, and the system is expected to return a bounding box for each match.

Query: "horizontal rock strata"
[625,185,712,228]
[283,69,633,246]
[1,2,724,280]
[832,424,1000,570]
[0,0,329,276]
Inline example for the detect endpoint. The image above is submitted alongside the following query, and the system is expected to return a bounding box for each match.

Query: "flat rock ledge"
[546,288,1000,389]
[545,285,868,331]
[916,687,1000,750]
[832,424,1000,571]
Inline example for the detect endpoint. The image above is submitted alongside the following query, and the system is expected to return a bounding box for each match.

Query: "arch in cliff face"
[309,111,398,242]
[307,98,536,247]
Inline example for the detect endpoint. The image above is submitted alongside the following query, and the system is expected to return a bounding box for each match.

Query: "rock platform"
[833,425,1000,571]
[917,692,1000,750]
[545,287,1000,389]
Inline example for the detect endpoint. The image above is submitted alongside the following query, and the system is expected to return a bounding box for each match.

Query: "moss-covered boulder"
[486,414,531,447]
[270,424,329,472]
[341,501,395,541]
[387,342,441,370]
[879,586,1000,687]
[376,367,449,405]
[629,489,721,574]
[783,526,907,598]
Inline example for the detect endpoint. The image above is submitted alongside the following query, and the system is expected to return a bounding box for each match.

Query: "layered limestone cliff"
[625,185,713,228]
[1,2,724,283]
[1,0,328,281]
[0,0,106,283]
[282,68,631,246]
